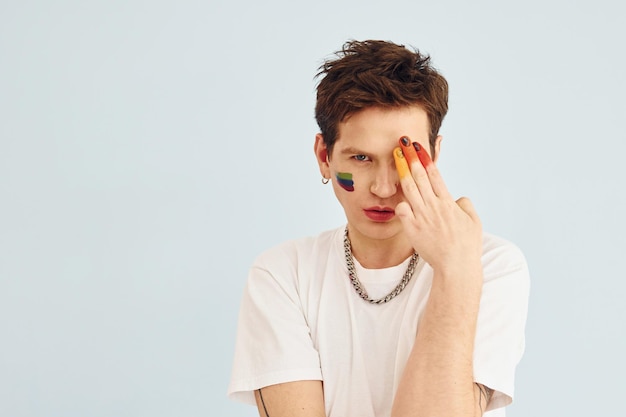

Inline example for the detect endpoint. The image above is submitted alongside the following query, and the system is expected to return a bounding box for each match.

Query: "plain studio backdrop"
[1,0,624,416]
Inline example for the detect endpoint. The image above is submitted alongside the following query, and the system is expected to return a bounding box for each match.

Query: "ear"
[432,135,443,163]
[314,133,331,179]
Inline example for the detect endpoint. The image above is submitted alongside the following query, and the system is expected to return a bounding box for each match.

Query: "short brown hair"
[315,40,448,156]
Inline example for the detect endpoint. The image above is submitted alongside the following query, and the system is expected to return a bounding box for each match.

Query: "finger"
[456,196,481,225]
[394,200,414,220]
[393,146,410,180]
[400,140,435,202]
[400,138,435,198]
[395,201,420,240]
[399,137,420,167]
[413,142,453,200]
[393,147,425,208]
[414,141,432,169]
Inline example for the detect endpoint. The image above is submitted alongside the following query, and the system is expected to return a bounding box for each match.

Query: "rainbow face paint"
[336,172,354,192]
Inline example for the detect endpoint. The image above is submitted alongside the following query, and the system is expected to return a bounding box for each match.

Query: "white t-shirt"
[228,226,529,417]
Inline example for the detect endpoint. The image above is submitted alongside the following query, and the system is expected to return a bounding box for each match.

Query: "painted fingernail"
[399,139,418,167]
[413,142,432,168]
[393,147,410,178]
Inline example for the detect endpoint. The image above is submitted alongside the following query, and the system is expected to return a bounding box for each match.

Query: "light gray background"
[1,1,624,416]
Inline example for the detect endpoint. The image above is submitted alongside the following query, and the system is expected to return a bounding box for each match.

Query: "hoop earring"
[321,177,330,184]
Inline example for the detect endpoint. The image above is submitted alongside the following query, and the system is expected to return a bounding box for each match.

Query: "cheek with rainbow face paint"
[336,172,355,192]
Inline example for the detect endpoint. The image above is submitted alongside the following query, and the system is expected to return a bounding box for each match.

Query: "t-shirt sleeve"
[473,238,530,412]
[228,246,323,405]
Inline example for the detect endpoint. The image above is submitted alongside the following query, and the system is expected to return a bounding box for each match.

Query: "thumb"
[456,196,481,224]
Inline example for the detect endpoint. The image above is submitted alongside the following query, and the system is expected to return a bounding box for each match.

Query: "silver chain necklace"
[343,226,419,304]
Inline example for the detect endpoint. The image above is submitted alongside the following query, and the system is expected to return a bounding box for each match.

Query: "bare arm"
[251,369,493,417]
[390,265,485,417]
[476,383,495,415]
[254,381,325,417]
[392,140,488,416]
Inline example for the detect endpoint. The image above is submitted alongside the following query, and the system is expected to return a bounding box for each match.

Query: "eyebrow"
[338,147,369,155]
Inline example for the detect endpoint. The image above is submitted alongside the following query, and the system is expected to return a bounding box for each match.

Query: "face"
[314,106,441,247]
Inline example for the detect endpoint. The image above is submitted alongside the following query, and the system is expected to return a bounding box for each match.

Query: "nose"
[370,163,399,198]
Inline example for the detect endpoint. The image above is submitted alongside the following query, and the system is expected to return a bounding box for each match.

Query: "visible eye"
[353,154,371,162]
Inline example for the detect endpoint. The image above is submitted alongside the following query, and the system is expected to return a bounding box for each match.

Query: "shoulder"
[243,227,343,304]
[481,233,529,283]
[251,226,343,272]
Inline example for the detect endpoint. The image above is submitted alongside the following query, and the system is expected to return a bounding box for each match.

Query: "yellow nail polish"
[393,147,410,178]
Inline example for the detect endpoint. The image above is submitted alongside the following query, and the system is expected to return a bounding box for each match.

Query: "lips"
[363,206,395,222]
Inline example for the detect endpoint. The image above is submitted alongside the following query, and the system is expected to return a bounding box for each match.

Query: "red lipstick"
[363,206,395,222]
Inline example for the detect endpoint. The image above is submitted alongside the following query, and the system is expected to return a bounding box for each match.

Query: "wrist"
[432,258,483,280]
[431,261,484,297]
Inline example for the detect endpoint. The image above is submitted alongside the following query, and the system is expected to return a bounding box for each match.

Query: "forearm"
[254,381,325,417]
[391,264,484,417]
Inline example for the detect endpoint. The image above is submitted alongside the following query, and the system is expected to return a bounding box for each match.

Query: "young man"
[228,40,529,417]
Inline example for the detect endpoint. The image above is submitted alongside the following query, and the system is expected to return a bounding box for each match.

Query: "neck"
[347,225,414,269]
